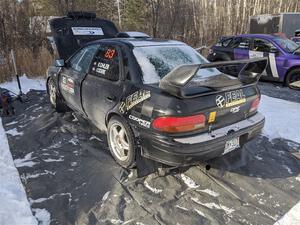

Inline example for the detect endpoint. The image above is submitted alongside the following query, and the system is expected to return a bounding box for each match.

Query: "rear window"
[133,45,221,84]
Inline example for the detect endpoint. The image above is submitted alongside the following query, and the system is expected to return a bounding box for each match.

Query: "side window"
[215,38,232,47]
[69,45,99,73]
[252,39,275,52]
[90,45,120,81]
[229,37,250,49]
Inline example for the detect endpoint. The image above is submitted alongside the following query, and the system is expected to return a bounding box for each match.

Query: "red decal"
[105,49,116,59]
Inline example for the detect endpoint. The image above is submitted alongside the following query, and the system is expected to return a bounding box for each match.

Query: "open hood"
[49,11,119,60]
[159,58,268,98]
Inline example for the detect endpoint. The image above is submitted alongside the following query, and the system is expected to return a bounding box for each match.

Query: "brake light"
[152,114,206,133]
[250,97,260,112]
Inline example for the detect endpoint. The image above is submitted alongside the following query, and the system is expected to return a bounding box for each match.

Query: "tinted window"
[229,37,250,49]
[215,38,232,47]
[90,45,120,81]
[253,39,276,52]
[69,45,99,73]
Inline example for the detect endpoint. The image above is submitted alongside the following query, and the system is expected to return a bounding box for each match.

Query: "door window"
[229,37,250,49]
[252,39,276,52]
[69,45,99,73]
[90,45,120,81]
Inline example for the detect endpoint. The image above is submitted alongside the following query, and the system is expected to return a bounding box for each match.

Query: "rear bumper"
[140,112,265,166]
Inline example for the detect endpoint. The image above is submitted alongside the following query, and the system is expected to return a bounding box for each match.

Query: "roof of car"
[89,38,186,47]
[235,34,279,39]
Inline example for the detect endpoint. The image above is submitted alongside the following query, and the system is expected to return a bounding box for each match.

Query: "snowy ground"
[0,76,48,225]
[0,77,299,224]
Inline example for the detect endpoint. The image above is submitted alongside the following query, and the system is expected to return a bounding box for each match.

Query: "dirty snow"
[5,127,24,136]
[197,189,220,197]
[14,152,39,168]
[180,174,199,188]
[259,95,300,143]
[191,197,235,214]
[144,180,163,194]
[0,118,38,225]
[0,75,45,94]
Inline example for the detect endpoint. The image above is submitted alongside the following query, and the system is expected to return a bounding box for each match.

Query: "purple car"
[207,34,300,89]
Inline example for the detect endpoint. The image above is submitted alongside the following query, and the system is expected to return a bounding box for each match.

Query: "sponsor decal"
[119,90,151,113]
[230,106,240,113]
[92,62,111,75]
[71,27,104,36]
[216,89,246,108]
[61,76,75,95]
[129,115,150,128]
[208,111,216,123]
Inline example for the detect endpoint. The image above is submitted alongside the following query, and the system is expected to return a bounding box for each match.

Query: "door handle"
[106,95,116,102]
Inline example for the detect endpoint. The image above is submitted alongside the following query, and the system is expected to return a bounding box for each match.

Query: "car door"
[250,38,282,80]
[232,37,252,60]
[81,43,124,130]
[59,44,99,113]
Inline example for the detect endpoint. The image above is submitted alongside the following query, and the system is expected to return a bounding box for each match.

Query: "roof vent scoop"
[116,32,150,38]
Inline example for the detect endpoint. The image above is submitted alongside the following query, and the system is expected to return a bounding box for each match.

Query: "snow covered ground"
[0,75,46,95]
[0,117,38,225]
[259,95,300,143]
[0,77,299,224]
[0,76,48,225]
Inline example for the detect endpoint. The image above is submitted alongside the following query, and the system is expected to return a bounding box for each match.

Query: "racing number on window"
[105,49,116,59]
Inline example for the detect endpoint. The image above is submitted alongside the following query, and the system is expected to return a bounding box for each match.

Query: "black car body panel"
[47,14,266,166]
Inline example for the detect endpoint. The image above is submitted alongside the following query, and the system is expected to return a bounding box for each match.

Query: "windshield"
[273,37,299,53]
[133,45,222,84]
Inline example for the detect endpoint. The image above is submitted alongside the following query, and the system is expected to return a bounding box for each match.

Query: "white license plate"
[223,137,240,155]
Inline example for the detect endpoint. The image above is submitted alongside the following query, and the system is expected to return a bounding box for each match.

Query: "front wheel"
[107,116,136,168]
[286,69,300,90]
[47,78,68,112]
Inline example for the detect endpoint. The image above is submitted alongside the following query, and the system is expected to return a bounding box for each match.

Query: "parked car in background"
[208,34,300,89]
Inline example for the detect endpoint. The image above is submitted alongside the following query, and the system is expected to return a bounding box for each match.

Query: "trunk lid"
[156,58,267,135]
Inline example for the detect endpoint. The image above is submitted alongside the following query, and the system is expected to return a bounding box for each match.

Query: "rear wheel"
[286,69,300,90]
[47,78,68,112]
[107,116,136,168]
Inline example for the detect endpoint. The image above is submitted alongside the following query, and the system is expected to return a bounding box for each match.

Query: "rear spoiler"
[159,57,268,97]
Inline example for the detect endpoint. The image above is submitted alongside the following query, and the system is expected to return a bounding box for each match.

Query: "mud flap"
[136,147,162,177]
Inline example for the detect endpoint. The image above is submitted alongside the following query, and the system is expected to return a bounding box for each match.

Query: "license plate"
[223,137,240,155]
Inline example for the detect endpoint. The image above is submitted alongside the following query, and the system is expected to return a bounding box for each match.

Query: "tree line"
[0,0,300,81]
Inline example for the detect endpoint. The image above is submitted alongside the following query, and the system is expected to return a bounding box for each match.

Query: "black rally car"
[47,12,267,168]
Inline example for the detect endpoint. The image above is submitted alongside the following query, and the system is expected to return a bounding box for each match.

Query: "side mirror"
[55,59,65,67]
[270,48,279,54]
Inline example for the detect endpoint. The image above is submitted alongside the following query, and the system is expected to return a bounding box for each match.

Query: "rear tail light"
[208,49,214,54]
[152,114,206,133]
[250,97,260,112]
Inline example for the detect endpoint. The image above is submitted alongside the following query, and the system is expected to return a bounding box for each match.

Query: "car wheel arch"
[284,66,300,84]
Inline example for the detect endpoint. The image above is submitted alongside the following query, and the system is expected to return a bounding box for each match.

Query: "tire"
[107,116,136,168]
[285,69,300,90]
[47,78,68,112]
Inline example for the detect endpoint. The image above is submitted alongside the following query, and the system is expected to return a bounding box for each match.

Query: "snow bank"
[259,95,300,143]
[0,117,37,225]
[0,75,46,94]
[274,201,300,225]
